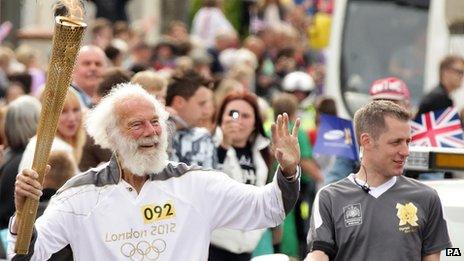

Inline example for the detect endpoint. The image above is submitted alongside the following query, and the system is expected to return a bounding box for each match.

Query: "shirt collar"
[348,174,397,198]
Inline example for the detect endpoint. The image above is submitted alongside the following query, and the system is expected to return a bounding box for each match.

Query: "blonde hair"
[40,89,86,163]
[175,56,194,74]
[15,44,37,67]
[272,93,298,120]
[131,70,168,94]
[214,78,242,107]
[227,64,255,84]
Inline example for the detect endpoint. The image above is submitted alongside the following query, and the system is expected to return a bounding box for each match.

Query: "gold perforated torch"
[15,2,86,254]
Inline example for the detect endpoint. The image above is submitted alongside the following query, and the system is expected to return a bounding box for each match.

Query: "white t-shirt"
[8,160,300,260]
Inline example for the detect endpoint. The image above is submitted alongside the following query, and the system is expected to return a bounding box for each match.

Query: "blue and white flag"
[313,114,359,160]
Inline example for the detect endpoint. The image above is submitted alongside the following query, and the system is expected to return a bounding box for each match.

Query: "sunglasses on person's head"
[448,67,464,77]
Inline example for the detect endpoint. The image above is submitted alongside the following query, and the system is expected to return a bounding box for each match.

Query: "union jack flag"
[411,107,464,148]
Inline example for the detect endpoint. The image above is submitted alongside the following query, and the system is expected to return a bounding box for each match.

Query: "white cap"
[282,71,315,92]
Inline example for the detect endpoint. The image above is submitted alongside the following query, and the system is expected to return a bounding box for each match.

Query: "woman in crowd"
[209,92,274,260]
[19,88,85,171]
[0,96,41,230]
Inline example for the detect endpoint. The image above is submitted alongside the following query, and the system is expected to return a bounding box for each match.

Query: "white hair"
[234,48,258,70]
[219,48,258,71]
[85,83,169,150]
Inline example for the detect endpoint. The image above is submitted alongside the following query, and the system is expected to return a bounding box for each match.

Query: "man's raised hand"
[270,113,300,178]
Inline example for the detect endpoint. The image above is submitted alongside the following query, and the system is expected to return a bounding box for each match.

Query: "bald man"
[71,45,107,108]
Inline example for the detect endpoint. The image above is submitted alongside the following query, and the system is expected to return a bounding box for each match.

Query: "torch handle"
[15,195,41,254]
[14,16,86,255]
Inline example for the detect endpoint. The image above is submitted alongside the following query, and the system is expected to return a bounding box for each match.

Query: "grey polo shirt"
[307,174,451,261]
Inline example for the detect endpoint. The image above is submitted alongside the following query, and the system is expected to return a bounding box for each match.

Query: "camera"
[230,110,240,120]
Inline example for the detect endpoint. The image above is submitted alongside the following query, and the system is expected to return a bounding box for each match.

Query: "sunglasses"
[448,67,464,77]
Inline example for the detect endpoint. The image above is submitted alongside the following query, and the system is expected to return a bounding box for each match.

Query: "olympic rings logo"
[120,239,167,260]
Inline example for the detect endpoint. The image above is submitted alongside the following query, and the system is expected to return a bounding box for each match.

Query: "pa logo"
[445,248,461,256]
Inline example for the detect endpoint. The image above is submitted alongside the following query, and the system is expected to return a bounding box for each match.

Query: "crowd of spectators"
[0,0,338,259]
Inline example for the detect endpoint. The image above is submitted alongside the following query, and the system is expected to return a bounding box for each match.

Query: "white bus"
[326,0,464,118]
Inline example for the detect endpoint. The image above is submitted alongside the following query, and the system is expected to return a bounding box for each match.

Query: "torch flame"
[54,0,85,20]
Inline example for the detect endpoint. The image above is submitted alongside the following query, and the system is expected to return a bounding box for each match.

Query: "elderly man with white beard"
[8,83,302,260]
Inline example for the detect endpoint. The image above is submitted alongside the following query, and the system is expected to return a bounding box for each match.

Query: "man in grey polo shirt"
[305,101,451,261]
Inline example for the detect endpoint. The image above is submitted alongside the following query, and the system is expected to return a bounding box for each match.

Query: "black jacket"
[417,84,453,116]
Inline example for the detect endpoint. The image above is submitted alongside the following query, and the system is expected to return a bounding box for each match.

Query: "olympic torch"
[15,15,86,254]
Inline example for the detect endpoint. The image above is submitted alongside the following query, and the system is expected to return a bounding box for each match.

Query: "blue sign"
[313,114,359,160]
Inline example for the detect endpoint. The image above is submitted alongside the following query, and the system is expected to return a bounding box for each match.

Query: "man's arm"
[307,189,337,260]
[8,167,70,260]
[422,252,440,261]
[202,166,300,231]
[202,114,301,231]
[304,250,329,261]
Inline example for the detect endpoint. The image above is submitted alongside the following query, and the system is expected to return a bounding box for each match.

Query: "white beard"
[110,129,169,176]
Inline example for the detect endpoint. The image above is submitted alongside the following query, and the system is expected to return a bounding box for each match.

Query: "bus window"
[341,0,429,115]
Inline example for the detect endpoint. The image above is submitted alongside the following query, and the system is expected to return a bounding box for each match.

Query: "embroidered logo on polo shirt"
[396,202,419,233]
[343,203,362,227]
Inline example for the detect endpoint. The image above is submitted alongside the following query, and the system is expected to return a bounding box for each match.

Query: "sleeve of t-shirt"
[200,167,300,231]
[307,188,337,259]
[7,200,72,260]
[421,191,452,256]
